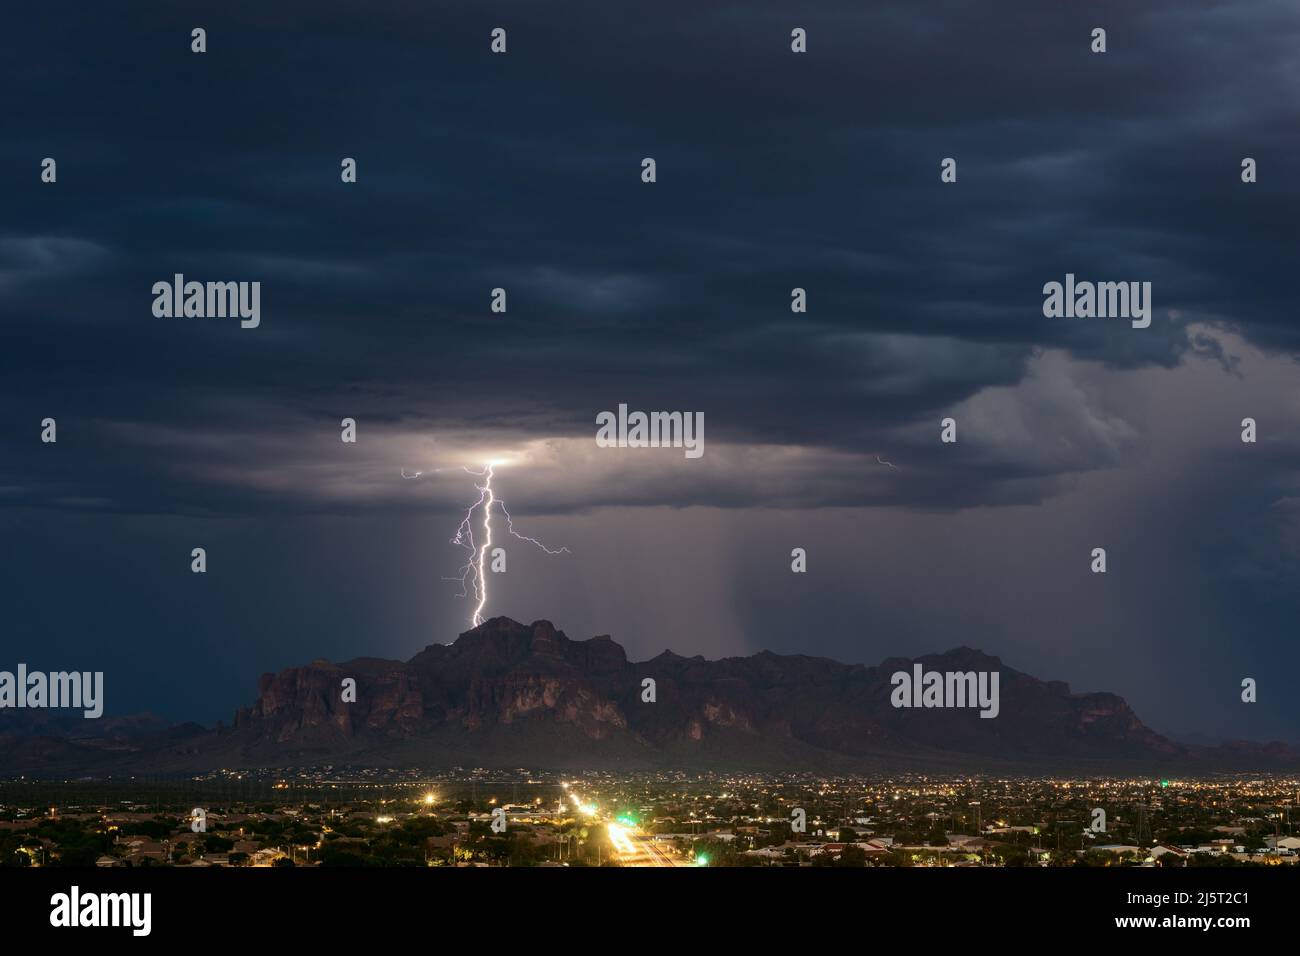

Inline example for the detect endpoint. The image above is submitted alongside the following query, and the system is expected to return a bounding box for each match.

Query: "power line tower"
[1133,803,1151,846]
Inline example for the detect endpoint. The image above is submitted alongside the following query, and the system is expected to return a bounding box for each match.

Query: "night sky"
[2,1,1298,743]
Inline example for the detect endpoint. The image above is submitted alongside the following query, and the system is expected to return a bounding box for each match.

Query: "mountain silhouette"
[2,618,1295,773]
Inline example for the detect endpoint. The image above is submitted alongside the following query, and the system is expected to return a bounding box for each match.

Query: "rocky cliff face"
[5,618,1293,773]
[221,617,1188,765]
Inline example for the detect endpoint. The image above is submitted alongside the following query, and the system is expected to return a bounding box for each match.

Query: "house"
[252,848,287,867]
[118,839,168,864]
[809,843,848,857]
[1194,839,1236,854]
[852,842,891,856]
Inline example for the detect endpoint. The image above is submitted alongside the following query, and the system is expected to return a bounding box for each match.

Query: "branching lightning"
[438,463,569,628]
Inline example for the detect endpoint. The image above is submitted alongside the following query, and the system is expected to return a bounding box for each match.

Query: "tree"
[202,834,234,853]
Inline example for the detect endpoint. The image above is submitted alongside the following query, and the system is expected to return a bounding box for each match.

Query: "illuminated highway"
[567,787,687,867]
[607,821,687,867]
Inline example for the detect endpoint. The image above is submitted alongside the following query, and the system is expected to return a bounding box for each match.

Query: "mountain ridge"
[2,617,1296,774]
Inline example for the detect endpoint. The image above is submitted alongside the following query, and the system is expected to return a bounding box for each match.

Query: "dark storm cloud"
[2,0,1297,519]
[2,1,1299,740]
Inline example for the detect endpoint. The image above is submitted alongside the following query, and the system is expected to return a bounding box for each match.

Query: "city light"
[607,823,636,855]
[13,771,1297,870]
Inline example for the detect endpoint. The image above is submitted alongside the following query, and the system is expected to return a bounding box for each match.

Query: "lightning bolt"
[442,463,569,628]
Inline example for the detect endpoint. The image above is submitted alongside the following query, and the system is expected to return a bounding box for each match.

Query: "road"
[567,789,687,867]
[607,821,687,867]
